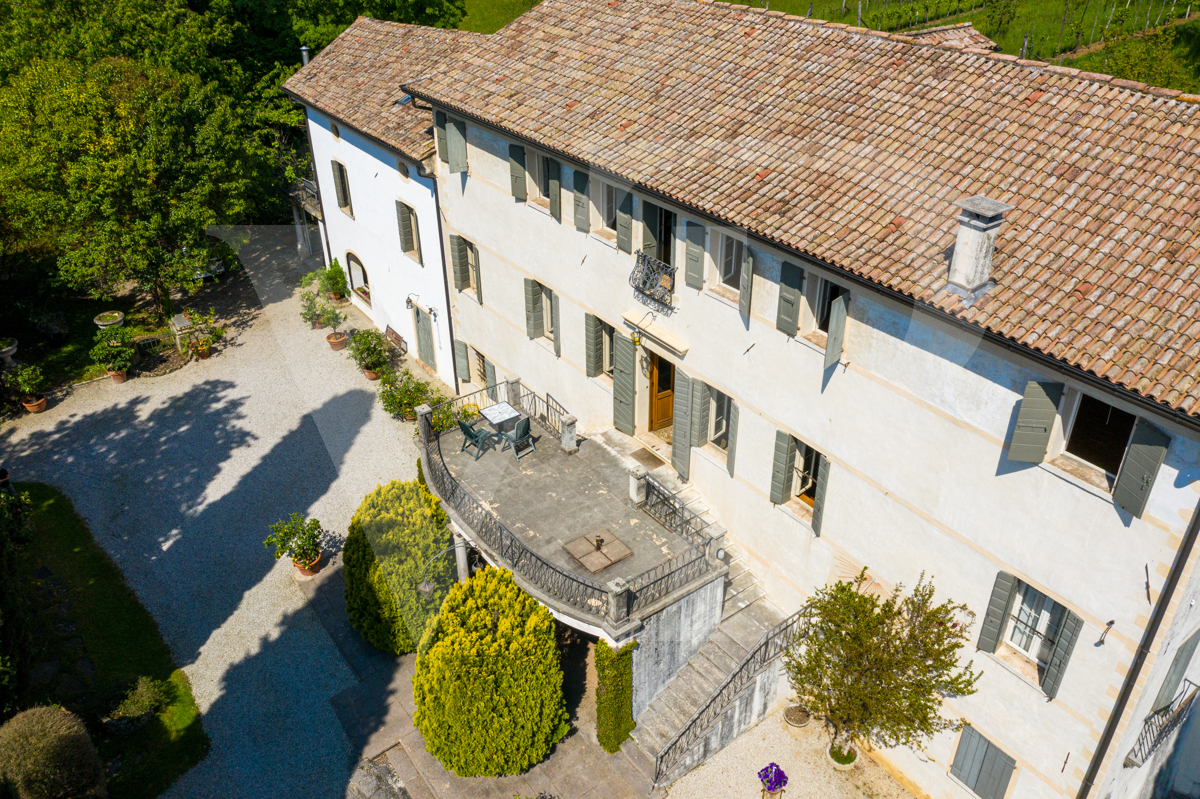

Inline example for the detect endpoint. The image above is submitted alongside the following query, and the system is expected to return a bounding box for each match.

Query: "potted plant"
[264,512,324,575]
[347,328,389,379]
[90,327,136,383]
[184,307,225,359]
[0,337,17,368]
[827,741,858,771]
[5,365,47,413]
[758,762,788,797]
[300,290,325,328]
[322,306,348,351]
[784,702,810,728]
[324,259,350,300]
[93,310,125,329]
[379,368,430,420]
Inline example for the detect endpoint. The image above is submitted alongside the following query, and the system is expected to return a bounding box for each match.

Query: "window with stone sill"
[994,581,1066,686]
[719,235,743,291]
[710,389,734,451]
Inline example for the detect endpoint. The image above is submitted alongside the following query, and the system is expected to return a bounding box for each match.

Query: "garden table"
[478,401,523,437]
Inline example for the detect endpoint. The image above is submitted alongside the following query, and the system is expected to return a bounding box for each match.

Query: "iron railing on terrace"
[1124,679,1198,767]
[655,608,806,784]
[289,178,322,220]
[628,546,710,613]
[640,472,711,549]
[511,384,566,437]
[631,250,676,307]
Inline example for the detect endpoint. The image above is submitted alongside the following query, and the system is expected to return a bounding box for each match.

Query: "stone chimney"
[948,195,1014,292]
[300,45,310,66]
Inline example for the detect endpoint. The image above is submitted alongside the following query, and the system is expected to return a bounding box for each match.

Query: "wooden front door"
[649,353,674,431]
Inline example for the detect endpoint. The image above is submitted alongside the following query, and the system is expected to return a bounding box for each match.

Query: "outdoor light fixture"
[631,330,642,347]
[417,580,436,595]
[414,543,459,594]
[1098,620,1116,645]
[405,293,419,309]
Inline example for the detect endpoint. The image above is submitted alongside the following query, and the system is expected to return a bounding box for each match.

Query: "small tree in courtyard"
[784,569,980,757]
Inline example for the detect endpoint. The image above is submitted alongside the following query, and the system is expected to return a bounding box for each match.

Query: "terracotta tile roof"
[907,21,999,50]
[402,0,1200,419]
[284,18,485,161]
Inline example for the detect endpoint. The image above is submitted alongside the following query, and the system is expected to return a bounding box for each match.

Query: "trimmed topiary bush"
[344,479,453,655]
[413,568,569,776]
[0,706,106,798]
[595,638,638,753]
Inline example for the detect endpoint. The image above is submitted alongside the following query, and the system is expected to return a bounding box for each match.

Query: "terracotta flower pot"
[327,332,348,351]
[363,368,381,380]
[311,320,326,330]
[827,743,858,771]
[22,393,47,414]
[327,291,344,302]
[191,342,211,359]
[294,552,322,576]
[108,369,128,384]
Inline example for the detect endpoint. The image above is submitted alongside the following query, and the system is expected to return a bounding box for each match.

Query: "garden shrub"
[0,491,32,719]
[0,706,106,799]
[595,639,638,753]
[413,568,569,776]
[111,676,171,720]
[344,479,453,655]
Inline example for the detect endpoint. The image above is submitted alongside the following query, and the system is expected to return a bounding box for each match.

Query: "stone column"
[607,577,631,623]
[506,375,522,408]
[291,203,305,255]
[629,464,648,504]
[704,522,727,569]
[454,531,469,584]
[415,403,434,446]
[561,414,578,454]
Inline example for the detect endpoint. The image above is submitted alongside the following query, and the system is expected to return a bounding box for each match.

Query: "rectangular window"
[474,351,487,384]
[527,154,543,200]
[816,279,847,333]
[793,442,820,506]
[1006,581,1066,668]
[539,156,553,198]
[332,161,353,216]
[720,236,743,290]
[465,244,477,291]
[711,389,733,450]
[603,184,619,233]
[542,285,555,341]
[601,320,615,376]
[1065,394,1137,476]
[951,727,1016,799]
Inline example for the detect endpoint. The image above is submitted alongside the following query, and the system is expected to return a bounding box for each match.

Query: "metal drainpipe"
[414,155,460,396]
[1077,499,1200,798]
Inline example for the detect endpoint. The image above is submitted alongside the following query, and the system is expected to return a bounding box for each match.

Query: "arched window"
[346,253,369,305]
[330,122,341,139]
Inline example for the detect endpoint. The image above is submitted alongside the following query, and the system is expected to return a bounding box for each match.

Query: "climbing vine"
[595,638,639,753]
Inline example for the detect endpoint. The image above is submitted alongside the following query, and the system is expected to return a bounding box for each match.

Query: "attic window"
[330,122,341,139]
[398,160,410,179]
[397,94,412,106]
[1065,394,1136,475]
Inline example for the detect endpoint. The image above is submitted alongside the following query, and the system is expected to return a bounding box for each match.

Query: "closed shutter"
[613,332,636,435]
[616,191,633,253]
[470,243,483,305]
[435,111,447,163]
[551,291,561,357]
[726,401,739,477]
[1040,609,1082,700]
[776,262,805,336]
[447,119,468,174]
[977,572,1018,654]
[975,742,1016,799]
[584,314,603,377]
[824,291,850,370]
[449,235,469,290]
[509,144,526,200]
[738,246,754,317]
[1153,628,1200,711]
[672,369,692,479]
[1113,419,1171,518]
[770,431,797,505]
[811,452,829,535]
[414,307,435,368]
[1007,382,1064,462]
[453,340,470,382]
[332,161,348,209]
[484,358,497,401]
[397,201,415,253]
[642,200,658,255]
[950,727,989,791]
[523,279,543,339]
[573,169,590,231]
[547,159,561,221]
[691,380,710,447]
[685,221,705,289]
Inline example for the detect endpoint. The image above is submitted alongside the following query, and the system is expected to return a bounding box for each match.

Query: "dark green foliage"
[343,518,415,655]
[595,639,638,753]
[416,458,426,488]
[89,327,136,372]
[347,328,389,371]
[110,677,172,723]
[0,492,32,719]
[0,707,105,799]
[829,742,858,765]
[413,568,569,776]
[263,513,322,565]
[289,0,466,49]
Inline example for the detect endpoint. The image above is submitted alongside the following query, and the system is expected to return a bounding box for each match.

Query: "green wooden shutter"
[1008,382,1064,462]
[523,279,543,339]
[770,431,797,505]
[449,235,469,289]
[1040,609,1082,700]
[584,314,602,377]
[1113,419,1171,518]
[951,727,988,791]
[573,169,590,231]
[484,358,497,401]
[547,159,561,221]
[1153,628,1200,711]
[726,401,739,477]
[435,111,447,163]
[616,191,633,253]
[824,291,850,370]
[509,144,526,200]
[397,201,415,253]
[811,453,829,535]
[412,210,423,265]
[470,243,482,305]
[613,332,636,435]
[976,743,1016,799]
[777,262,805,336]
[685,221,704,289]
[332,161,348,209]
[642,200,658,256]
[978,572,1018,654]
[551,291,561,357]
[447,119,467,174]
[738,245,753,317]
[672,369,692,479]
[691,380,710,447]
[453,339,470,382]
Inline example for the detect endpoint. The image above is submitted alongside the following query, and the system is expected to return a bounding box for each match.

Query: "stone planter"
[94,311,125,329]
[0,338,16,367]
[784,705,811,728]
[21,393,47,414]
[827,743,858,771]
[327,332,348,351]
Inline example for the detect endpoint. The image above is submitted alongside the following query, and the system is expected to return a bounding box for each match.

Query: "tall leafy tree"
[289,0,466,49]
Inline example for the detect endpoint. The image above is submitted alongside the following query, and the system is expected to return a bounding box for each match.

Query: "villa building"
[287,4,1200,799]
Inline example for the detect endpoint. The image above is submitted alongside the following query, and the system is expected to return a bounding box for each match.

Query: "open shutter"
[332,162,348,209]
[1113,419,1171,518]
[573,170,590,231]
[770,431,797,505]
[613,332,636,435]
[777,262,805,336]
[397,201,415,253]
[811,453,829,535]
[484,358,497,401]
[453,340,470,382]
[642,201,658,256]
[616,191,633,253]
[685,221,705,289]
[976,744,1016,799]
[824,292,850,370]
[412,211,423,265]
[447,119,467,174]
[449,235,469,290]
[1040,609,1082,700]
[1153,629,1200,711]
[435,111,447,163]
[950,727,988,791]
[470,243,482,305]
[547,159,561,221]
[551,291,561,357]
[1007,382,1064,462]
[738,246,754,317]
[978,572,1018,654]
[584,314,602,377]
[726,401,739,477]
[672,369,692,479]
[523,279,543,339]
[691,380,710,447]
[509,144,526,200]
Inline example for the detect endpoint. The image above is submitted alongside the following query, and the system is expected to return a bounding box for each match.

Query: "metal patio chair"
[459,420,491,461]
[499,417,536,461]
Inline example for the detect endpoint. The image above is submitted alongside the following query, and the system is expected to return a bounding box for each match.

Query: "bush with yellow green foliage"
[413,568,569,776]
[344,478,453,655]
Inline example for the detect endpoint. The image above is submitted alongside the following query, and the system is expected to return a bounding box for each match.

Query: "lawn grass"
[15,482,208,798]
[459,0,540,33]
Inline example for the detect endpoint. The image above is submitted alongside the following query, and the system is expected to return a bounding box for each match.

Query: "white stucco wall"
[306,108,456,389]
[434,114,1200,799]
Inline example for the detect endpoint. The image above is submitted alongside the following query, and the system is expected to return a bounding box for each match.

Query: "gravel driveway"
[0,227,424,798]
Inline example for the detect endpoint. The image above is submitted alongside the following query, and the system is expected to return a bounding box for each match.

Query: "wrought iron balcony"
[630,249,676,307]
[288,178,323,221]
[1124,679,1198,767]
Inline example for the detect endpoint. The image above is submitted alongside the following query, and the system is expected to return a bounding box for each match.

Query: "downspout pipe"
[414,153,460,397]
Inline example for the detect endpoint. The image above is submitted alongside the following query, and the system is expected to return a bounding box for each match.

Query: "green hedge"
[0,491,32,719]
[413,568,569,776]
[344,478,453,655]
[595,638,638,753]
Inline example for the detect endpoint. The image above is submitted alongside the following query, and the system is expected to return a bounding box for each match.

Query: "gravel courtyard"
[0,227,423,798]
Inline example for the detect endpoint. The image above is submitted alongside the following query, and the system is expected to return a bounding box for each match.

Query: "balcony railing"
[630,250,675,307]
[1124,679,1198,767]
[289,178,322,220]
[640,473,711,549]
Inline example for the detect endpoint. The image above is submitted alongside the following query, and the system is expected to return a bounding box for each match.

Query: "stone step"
[720,598,774,648]
[709,628,749,662]
[679,661,719,696]
[620,738,657,796]
[629,724,664,759]
[698,639,741,675]
[657,686,699,728]
[726,558,749,581]
[640,705,679,746]
[721,583,765,621]
[740,594,787,629]
[666,670,709,714]
[724,569,757,602]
